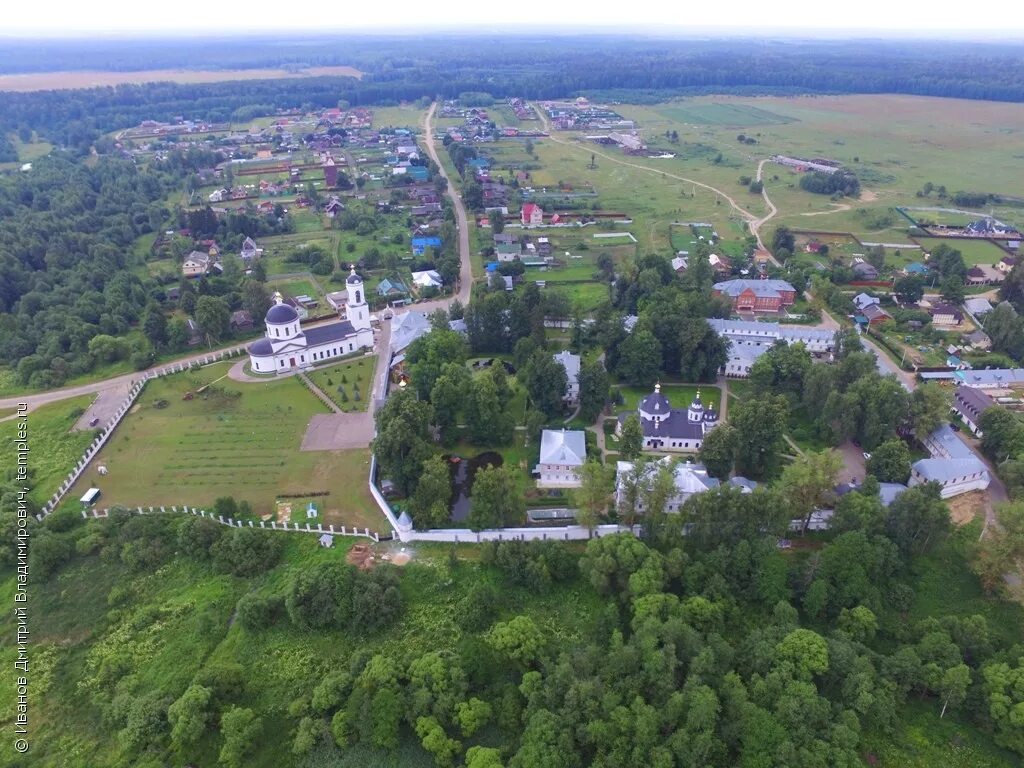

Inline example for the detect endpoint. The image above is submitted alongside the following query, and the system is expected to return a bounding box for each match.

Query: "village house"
[230,310,254,331]
[239,237,262,265]
[861,303,893,326]
[952,386,994,436]
[411,270,444,291]
[521,202,544,226]
[615,457,719,514]
[377,278,408,298]
[534,429,586,488]
[324,197,346,218]
[617,384,719,452]
[853,292,880,311]
[963,297,994,317]
[930,303,964,326]
[182,250,211,278]
[712,279,797,313]
[851,261,879,280]
[964,329,991,350]
[552,350,581,405]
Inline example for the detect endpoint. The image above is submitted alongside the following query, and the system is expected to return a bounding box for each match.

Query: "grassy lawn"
[65,362,384,530]
[914,236,1010,266]
[268,276,323,302]
[0,396,96,506]
[306,355,376,411]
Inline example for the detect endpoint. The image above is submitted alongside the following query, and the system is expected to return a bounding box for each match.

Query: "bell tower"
[346,266,370,331]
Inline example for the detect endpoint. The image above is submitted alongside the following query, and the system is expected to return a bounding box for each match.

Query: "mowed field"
[67,362,385,531]
[0,65,363,92]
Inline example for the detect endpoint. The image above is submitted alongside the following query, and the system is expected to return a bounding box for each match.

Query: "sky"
[3,0,1023,37]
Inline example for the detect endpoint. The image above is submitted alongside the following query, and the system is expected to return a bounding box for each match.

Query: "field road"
[752,159,779,254]
[533,105,772,252]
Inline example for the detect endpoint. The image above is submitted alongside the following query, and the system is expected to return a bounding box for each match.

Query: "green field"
[914,236,1011,266]
[655,102,796,126]
[306,355,376,411]
[0,396,96,505]
[66,362,383,530]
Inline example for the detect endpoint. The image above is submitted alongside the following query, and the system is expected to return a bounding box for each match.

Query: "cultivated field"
[68,362,384,530]
[0,65,363,92]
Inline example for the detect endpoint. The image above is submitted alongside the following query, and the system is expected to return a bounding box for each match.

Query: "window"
[355,290,361,304]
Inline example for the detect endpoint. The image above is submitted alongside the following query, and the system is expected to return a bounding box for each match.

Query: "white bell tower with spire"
[345,265,370,331]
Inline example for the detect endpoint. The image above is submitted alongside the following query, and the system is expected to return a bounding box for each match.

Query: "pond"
[446,451,504,522]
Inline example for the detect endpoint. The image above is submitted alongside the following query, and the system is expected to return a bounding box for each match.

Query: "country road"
[420,102,474,308]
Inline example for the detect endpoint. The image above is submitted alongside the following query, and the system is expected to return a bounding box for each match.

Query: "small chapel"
[248,266,374,373]
[616,383,719,453]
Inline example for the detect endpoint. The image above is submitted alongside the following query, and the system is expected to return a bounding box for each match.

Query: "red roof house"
[521,203,543,226]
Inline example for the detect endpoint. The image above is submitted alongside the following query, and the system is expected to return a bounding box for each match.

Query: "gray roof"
[713,278,796,298]
[951,368,1024,387]
[390,311,432,354]
[878,483,908,507]
[954,386,994,417]
[617,457,720,495]
[854,292,880,309]
[927,423,974,459]
[266,303,299,324]
[552,351,580,388]
[707,318,834,346]
[729,477,758,493]
[913,457,989,483]
[539,429,586,466]
[305,321,358,345]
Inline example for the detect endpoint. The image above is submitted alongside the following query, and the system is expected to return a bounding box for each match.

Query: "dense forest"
[4,489,1023,767]
[4,36,1024,153]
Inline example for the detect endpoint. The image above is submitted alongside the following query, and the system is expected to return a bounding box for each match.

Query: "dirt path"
[421,102,473,306]
[533,106,772,251]
[801,203,853,217]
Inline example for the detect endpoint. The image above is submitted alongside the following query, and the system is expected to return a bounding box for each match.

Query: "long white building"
[708,318,835,378]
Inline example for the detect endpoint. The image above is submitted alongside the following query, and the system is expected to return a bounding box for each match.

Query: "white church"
[248,267,374,373]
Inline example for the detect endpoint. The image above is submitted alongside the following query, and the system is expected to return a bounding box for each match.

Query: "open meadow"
[66,362,384,531]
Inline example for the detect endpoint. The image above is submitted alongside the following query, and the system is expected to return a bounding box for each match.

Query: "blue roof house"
[412,236,442,256]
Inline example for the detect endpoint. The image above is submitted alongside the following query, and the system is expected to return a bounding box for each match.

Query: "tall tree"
[372,388,434,496]
[194,295,230,344]
[520,350,568,419]
[700,423,738,479]
[884,481,950,556]
[469,465,523,530]
[618,413,644,460]
[410,456,453,529]
[781,449,843,534]
[141,304,168,348]
[615,328,662,388]
[431,363,472,446]
[731,395,789,479]
[406,329,469,401]
[570,459,615,531]
[577,359,609,423]
[908,383,948,441]
[866,439,912,483]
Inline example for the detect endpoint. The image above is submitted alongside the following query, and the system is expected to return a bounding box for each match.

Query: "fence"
[368,454,639,544]
[80,505,379,541]
[39,346,246,519]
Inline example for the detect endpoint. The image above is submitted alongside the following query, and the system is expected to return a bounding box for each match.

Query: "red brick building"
[712,279,797,313]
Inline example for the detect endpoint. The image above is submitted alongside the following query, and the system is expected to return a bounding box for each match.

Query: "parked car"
[88,417,100,427]
[863,452,872,460]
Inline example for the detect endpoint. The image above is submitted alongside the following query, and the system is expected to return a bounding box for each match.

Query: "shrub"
[236,592,285,631]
